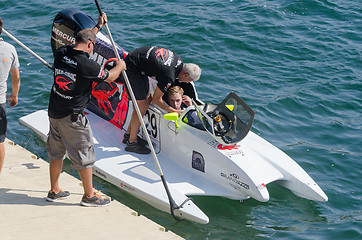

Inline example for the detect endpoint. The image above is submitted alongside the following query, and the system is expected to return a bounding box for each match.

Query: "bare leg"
[0,142,4,175]
[126,96,152,136]
[78,167,95,198]
[49,159,63,193]
[125,110,134,135]
[129,99,149,143]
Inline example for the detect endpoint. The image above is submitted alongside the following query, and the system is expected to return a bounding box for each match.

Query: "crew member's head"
[178,63,201,83]
[75,29,96,53]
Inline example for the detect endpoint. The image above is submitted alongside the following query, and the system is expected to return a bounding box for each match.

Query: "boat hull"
[19,109,209,224]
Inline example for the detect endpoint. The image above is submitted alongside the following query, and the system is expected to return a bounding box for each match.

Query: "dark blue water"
[1,0,361,239]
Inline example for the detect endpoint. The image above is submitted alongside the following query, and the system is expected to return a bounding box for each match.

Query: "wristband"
[95,24,102,31]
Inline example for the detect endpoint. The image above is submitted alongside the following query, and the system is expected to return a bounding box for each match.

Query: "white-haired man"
[122,46,201,154]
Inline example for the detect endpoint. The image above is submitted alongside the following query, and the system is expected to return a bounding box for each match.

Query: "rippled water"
[1,0,361,239]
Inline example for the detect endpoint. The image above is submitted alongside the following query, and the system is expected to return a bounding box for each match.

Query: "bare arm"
[151,87,182,114]
[182,95,193,107]
[8,68,20,107]
[104,60,126,82]
[91,12,125,82]
[92,12,107,35]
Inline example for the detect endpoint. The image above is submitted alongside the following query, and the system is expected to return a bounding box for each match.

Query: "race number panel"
[140,108,161,153]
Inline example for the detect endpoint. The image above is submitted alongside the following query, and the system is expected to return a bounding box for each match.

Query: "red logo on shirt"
[155,48,169,62]
[55,76,72,91]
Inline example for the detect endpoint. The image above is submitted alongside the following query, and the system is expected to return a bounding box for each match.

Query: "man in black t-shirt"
[122,46,201,154]
[46,13,126,206]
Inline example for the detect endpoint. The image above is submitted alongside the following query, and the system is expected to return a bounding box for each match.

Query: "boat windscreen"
[196,92,255,145]
[193,100,215,135]
[222,92,254,133]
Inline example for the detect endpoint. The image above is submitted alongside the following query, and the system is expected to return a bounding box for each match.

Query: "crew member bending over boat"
[122,46,201,154]
[46,12,125,206]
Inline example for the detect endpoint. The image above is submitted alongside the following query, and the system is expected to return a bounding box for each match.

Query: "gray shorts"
[46,114,95,170]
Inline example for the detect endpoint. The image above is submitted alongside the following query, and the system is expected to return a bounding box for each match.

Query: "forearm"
[91,25,101,35]
[104,61,126,82]
[92,12,107,35]
[152,86,177,113]
[9,68,20,107]
[152,97,176,113]
[10,68,20,96]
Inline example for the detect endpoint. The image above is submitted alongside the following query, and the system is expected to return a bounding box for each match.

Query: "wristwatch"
[95,24,102,31]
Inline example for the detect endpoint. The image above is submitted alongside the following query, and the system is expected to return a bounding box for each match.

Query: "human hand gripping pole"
[93,0,181,219]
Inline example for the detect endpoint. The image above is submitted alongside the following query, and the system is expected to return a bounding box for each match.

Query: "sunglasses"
[88,39,96,47]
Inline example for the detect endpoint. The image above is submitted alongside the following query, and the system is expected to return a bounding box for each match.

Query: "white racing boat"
[19,9,327,224]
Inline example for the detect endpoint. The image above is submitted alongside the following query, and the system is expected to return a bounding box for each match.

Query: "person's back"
[49,44,108,118]
[125,46,183,92]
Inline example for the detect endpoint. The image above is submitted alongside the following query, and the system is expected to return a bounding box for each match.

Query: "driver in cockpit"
[166,86,202,129]
[166,86,192,112]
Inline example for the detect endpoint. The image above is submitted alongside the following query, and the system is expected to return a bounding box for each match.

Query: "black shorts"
[124,58,149,100]
[0,103,7,143]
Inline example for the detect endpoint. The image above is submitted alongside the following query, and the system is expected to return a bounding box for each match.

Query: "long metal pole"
[2,28,52,70]
[93,0,180,216]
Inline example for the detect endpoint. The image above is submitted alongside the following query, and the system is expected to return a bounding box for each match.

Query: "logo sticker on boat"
[217,144,240,150]
[192,151,205,173]
[257,183,266,190]
[207,141,244,156]
[221,172,249,190]
[207,140,220,148]
[120,182,136,192]
[52,26,75,45]
[94,169,107,179]
[213,143,244,158]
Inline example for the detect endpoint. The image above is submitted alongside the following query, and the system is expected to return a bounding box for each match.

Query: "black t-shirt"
[126,46,183,93]
[48,45,109,118]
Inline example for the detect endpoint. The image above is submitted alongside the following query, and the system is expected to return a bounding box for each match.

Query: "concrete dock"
[0,139,184,240]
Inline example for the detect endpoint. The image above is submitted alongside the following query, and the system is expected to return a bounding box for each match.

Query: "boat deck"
[0,139,184,240]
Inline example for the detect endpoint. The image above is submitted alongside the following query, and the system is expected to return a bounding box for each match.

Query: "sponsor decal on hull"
[221,172,249,190]
[94,169,107,179]
[90,51,108,67]
[208,140,244,157]
[120,182,136,192]
[192,150,205,173]
[218,144,244,157]
[257,183,266,190]
[207,140,219,148]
